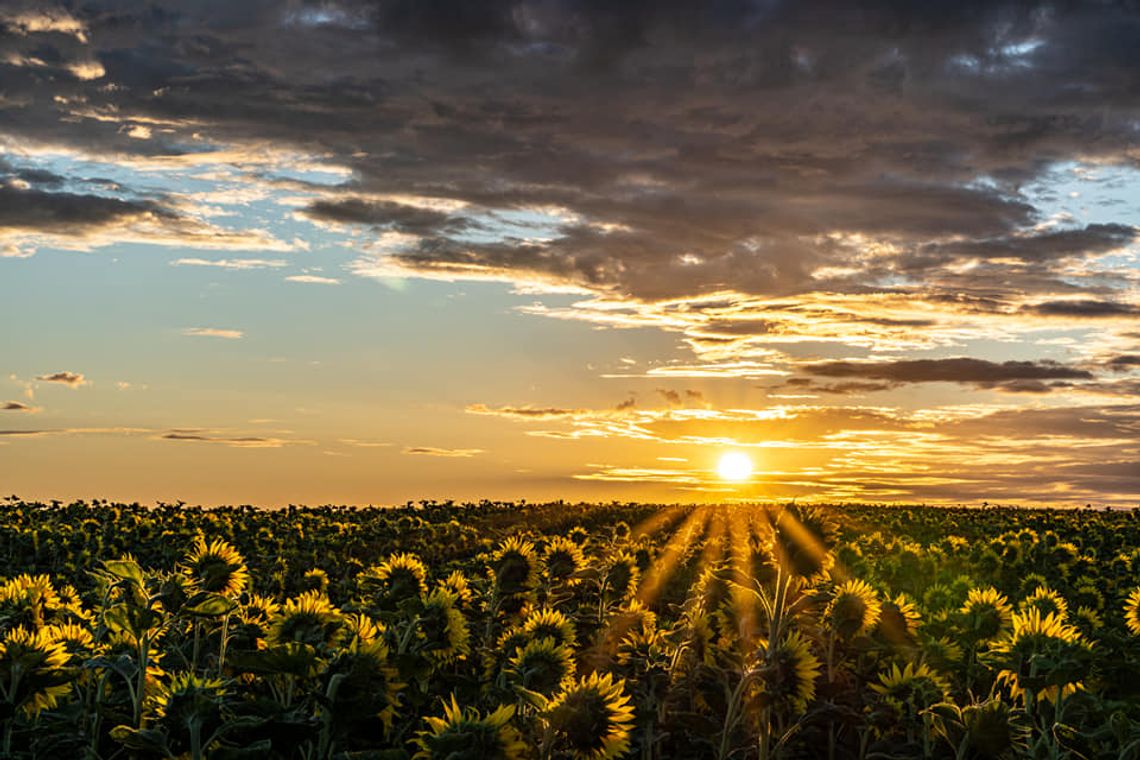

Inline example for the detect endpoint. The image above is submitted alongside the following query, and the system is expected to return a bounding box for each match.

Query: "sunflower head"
[302,568,330,594]
[522,608,577,648]
[986,609,1091,703]
[0,626,72,715]
[360,553,429,610]
[769,505,836,579]
[825,579,882,638]
[43,622,95,663]
[413,696,525,760]
[960,587,1013,640]
[323,638,404,736]
[545,672,635,760]
[417,589,470,664]
[1072,605,1103,638]
[439,570,475,609]
[506,637,576,697]
[1071,583,1105,612]
[181,537,249,598]
[1124,587,1140,636]
[878,593,922,645]
[544,536,586,585]
[149,671,227,733]
[0,573,63,630]
[919,633,963,673]
[267,591,346,649]
[1019,586,1068,620]
[871,661,949,711]
[603,553,640,603]
[754,631,821,714]
[492,536,541,597]
[568,526,590,546]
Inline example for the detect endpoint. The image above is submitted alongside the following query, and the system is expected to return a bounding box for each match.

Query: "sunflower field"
[3,497,1140,759]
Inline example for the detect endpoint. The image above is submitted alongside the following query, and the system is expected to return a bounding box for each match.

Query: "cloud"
[801,358,1094,389]
[35,371,87,387]
[182,328,244,339]
[160,431,308,448]
[172,258,287,270]
[1023,300,1140,318]
[403,446,484,457]
[2,401,38,412]
[285,274,341,285]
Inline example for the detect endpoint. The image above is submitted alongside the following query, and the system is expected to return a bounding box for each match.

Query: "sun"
[717,451,754,482]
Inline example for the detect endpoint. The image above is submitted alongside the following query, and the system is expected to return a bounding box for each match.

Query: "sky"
[1,0,1138,507]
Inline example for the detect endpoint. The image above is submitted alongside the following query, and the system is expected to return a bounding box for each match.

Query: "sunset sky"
[2,1,1138,507]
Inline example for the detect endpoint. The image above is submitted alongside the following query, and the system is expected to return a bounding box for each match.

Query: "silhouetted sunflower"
[1124,587,1140,636]
[987,609,1090,703]
[544,536,587,586]
[960,588,1013,640]
[871,662,949,710]
[181,537,249,597]
[267,591,346,649]
[439,570,475,609]
[545,672,635,759]
[755,631,821,714]
[0,626,71,715]
[522,607,577,648]
[1019,586,1068,620]
[360,553,429,609]
[418,589,470,664]
[413,696,525,760]
[825,579,882,638]
[492,536,542,597]
[603,553,640,603]
[506,637,576,697]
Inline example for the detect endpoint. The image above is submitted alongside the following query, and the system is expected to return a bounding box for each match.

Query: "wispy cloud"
[182,328,244,339]
[285,274,341,285]
[172,258,287,270]
[403,446,484,458]
[35,371,87,388]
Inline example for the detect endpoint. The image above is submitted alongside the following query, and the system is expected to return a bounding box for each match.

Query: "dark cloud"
[302,199,468,235]
[1023,300,1140,318]
[0,186,167,235]
[802,358,1094,387]
[35,370,87,387]
[2,401,36,412]
[1108,355,1140,370]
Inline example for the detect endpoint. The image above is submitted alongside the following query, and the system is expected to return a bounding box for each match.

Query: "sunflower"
[1019,586,1068,620]
[323,638,404,736]
[768,505,837,579]
[149,671,227,725]
[825,579,882,638]
[960,587,1013,640]
[615,627,669,668]
[485,626,531,681]
[0,573,62,630]
[43,622,95,662]
[0,626,72,715]
[568,526,590,546]
[267,591,346,649]
[417,589,470,664]
[987,609,1090,703]
[871,662,949,710]
[413,696,525,760]
[544,536,586,585]
[1072,606,1103,638]
[505,637,576,697]
[302,568,330,594]
[921,583,958,614]
[603,553,640,603]
[492,536,542,597]
[920,634,964,673]
[344,612,384,644]
[181,537,249,598]
[360,553,429,609]
[1124,587,1140,636]
[754,631,821,714]
[439,570,475,609]
[1071,583,1105,613]
[878,593,922,645]
[545,672,635,760]
[522,608,577,648]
